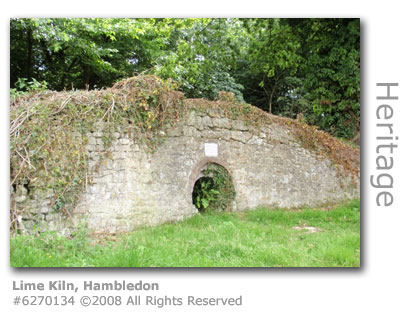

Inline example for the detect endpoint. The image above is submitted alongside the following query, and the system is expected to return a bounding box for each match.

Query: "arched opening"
[192,177,215,212]
[191,162,235,212]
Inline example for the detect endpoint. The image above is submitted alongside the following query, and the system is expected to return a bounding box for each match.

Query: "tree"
[10,18,171,90]
[294,18,360,138]
[236,18,301,114]
[154,18,245,101]
[10,18,360,139]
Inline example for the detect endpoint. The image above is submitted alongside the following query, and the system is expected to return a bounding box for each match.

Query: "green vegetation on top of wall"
[10,75,184,230]
[10,18,360,139]
[184,94,360,181]
[10,75,359,232]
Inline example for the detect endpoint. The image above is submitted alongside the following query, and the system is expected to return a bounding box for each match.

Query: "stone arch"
[188,157,234,194]
[189,157,236,212]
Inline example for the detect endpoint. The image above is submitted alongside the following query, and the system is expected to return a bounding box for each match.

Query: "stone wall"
[73,107,359,233]
[13,105,360,234]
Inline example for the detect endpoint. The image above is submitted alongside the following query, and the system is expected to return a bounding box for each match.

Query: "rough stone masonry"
[13,99,360,233]
[73,108,359,232]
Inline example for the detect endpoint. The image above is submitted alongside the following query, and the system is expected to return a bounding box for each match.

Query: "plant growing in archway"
[192,163,235,212]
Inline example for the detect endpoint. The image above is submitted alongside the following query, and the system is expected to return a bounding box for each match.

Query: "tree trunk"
[83,64,90,90]
[59,57,79,90]
[26,28,33,81]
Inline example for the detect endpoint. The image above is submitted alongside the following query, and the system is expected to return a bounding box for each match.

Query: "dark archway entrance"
[192,177,215,212]
[191,162,235,212]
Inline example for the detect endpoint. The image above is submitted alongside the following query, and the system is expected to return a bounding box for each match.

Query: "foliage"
[193,163,236,212]
[154,18,245,101]
[10,75,184,225]
[10,199,360,267]
[193,178,220,211]
[240,18,301,114]
[234,18,360,139]
[10,18,172,90]
[10,78,48,101]
[10,73,360,232]
[295,18,361,138]
[289,118,360,181]
[10,18,360,139]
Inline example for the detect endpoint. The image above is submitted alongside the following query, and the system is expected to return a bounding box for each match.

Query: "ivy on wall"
[10,75,359,231]
[10,75,184,229]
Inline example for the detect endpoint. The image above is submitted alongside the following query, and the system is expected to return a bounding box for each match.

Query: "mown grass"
[10,199,360,268]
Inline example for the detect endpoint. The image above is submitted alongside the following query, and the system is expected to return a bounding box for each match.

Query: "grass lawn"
[10,199,360,267]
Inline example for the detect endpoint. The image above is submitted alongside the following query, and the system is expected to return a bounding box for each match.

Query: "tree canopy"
[10,18,360,139]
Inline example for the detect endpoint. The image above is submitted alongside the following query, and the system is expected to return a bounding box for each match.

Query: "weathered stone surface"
[15,196,27,203]
[76,109,358,233]
[231,120,248,131]
[93,131,103,137]
[231,131,251,143]
[201,116,213,128]
[14,108,359,234]
[212,117,231,129]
